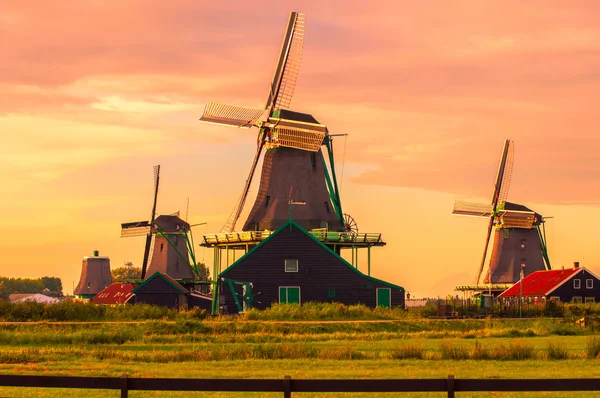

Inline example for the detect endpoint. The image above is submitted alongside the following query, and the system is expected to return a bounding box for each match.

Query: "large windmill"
[121,166,200,280]
[452,140,551,288]
[199,12,352,234]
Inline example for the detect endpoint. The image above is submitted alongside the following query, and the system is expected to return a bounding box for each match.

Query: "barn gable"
[218,220,404,313]
[131,272,188,308]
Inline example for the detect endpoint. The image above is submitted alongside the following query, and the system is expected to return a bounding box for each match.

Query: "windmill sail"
[200,102,264,128]
[220,142,265,232]
[474,140,514,285]
[265,12,305,111]
[452,201,493,217]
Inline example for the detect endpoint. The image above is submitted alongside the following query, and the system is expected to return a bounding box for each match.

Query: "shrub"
[439,341,469,360]
[546,342,569,360]
[586,336,600,358]
[470,340,491,360]
[492,341,535,360]
[389,343,424,359]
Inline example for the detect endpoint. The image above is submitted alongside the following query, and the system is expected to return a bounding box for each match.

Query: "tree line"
[0,277,63,299]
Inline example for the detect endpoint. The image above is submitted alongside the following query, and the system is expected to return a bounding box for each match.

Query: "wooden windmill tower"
[199,12,388,315]
[453,140,552,290]
[199,12,353,234]
[121,165,200,280]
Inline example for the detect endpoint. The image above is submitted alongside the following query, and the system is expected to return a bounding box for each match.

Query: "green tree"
[196,262,211,281]
[111,266,142,282]
[41,277,63,297]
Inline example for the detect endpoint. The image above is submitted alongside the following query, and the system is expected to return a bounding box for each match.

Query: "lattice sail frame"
[266,126,326,152]
[273,13,305,110]
[452,201,493,217]
[200,102,264,128]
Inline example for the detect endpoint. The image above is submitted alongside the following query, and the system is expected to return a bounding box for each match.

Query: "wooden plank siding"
[132,276,185,309]
[220,223,404,314]
[550,268,600,303]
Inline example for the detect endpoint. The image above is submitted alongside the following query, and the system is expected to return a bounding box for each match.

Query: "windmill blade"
[483,229,504,283]
[121,221,151,237]
[490,139,513,209]
[141,165,160,279]
[452,201,493,217]
[270,126,326,152]
[497,140,514,205]
[200,102,265,128]
[497,210,536,229]
[265,12,305,112]
[221,142,265,232]
[475,216,495,285]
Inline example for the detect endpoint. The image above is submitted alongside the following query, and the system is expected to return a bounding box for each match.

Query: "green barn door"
[377,288,391,308]
[279,287,301,304]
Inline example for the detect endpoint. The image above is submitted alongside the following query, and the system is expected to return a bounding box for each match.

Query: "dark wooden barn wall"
[221,226,404,314]
[551,269,600,302]
[133,277,184,309]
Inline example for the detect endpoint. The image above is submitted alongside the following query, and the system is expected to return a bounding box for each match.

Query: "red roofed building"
[92,282,138,305]
[499,263,600,303]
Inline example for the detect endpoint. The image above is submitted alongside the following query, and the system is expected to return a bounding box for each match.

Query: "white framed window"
[586,279,594,289]
[549,296,561,302]
[285,259,298,273]
[586,297,595,303]
[572,296,583,303]
[574,279,581,289]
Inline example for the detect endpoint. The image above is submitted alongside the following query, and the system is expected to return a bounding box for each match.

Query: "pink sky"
[2,1,600,297]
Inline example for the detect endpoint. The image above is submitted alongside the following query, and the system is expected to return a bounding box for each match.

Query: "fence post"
[447,375,455,398]
[121,374,129,398]
[283,375,292,398]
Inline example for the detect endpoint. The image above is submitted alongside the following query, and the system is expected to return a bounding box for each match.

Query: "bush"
[439,341,469,360]
[389,343,424,359]
[586,336,600,358]
[547,342,569,360]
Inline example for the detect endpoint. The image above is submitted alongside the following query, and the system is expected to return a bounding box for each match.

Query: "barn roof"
[499,267,583,297]
[220,220,404,290]
[92,282,138,304]
[131,272,189,294]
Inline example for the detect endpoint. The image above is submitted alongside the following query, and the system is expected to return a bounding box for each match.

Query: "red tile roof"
[499,268,580,297]
[92,282,138,304]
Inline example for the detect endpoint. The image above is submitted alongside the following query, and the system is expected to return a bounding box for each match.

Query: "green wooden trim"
[131,272,187,295]
[220,220,404,291]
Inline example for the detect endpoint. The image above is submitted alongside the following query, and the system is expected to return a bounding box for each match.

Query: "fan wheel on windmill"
[343,213,358,239]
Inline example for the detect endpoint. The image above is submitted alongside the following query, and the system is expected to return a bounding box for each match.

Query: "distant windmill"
[452,140,551,286]
[199,12,354,234]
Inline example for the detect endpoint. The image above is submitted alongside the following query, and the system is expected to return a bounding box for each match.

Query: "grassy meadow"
[1,302,600,397]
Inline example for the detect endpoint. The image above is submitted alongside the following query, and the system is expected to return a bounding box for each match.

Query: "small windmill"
[452,140,551,286]
[121,165,160,279]
[199,12,353,234]
[120,166,202,280]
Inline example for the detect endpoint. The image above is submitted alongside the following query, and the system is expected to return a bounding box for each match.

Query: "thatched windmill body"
[453,140,552,289]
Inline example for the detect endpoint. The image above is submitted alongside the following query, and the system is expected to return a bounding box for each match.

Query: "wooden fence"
[1,374,600,397]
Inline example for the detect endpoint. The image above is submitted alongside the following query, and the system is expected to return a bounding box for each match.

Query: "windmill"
[199,12,352,234]
[452,140,551,287]
[121,166,200,280]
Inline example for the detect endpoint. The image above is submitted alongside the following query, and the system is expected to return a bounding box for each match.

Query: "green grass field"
[1,309,600,397]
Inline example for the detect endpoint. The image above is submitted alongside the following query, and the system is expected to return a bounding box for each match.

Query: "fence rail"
[1,374,600,397]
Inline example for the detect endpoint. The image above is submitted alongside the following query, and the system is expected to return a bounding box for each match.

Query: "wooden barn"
[498,263,600,303]
[217,220,404,314]
[131,272,189,309]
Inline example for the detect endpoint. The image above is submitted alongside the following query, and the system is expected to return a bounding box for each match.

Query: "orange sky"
[2,1,600,297]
